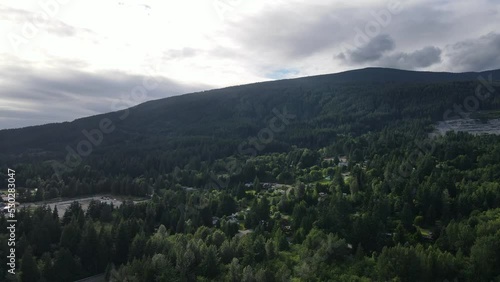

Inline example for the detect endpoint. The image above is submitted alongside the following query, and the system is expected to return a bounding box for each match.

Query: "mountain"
[1,67,499,158]
[3,67,500,282]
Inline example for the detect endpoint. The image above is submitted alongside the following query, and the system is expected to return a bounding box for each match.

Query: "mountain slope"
[1,67,499,159]
[4,69,500,282]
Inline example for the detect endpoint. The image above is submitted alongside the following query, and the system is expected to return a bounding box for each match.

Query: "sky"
[1,0,500,129]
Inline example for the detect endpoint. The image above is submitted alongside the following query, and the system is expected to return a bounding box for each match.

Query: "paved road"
[20,195,124,218]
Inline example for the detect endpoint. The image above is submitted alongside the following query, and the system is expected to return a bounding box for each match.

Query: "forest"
[1,68,500,281]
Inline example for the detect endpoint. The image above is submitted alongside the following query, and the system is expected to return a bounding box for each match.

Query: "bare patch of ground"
[431,118,500,137]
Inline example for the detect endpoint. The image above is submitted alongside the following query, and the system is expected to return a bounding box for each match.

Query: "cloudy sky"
[1,0,500,129]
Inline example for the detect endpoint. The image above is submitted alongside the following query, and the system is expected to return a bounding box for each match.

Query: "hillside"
[1,67,500,157]
[2,67,500,281]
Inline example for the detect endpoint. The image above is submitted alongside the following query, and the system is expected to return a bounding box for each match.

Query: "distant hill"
[1,67,499,162]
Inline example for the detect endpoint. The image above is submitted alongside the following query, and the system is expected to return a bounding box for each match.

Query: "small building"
[338,156,349,167]
[212,216,220,226]
[227,213,239,224]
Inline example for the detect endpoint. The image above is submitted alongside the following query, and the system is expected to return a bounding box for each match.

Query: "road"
[19,195,124,218]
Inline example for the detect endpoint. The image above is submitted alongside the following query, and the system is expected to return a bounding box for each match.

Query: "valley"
[1,68,500,281]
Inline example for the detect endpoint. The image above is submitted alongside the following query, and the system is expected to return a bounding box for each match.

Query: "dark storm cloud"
[387,4,455,44]
[0,66,208,129]
[336,32,442,70]
[380,46,442,69]
[224,0,454,67]
[226,4,358,58]
[447,32,500,71]
[220,0,498,72]
[340,34,396,64]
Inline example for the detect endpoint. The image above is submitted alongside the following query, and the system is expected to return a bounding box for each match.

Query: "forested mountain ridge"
[2,67,500,281]
[1,67,500,157]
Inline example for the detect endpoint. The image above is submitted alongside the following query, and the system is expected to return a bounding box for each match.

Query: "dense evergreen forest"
[1,68,500,281]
